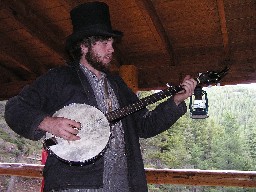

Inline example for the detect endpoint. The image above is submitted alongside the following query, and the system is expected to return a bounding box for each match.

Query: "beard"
[85,48,110,73]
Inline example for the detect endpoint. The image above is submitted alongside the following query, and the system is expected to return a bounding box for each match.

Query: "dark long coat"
[5,65,187,191]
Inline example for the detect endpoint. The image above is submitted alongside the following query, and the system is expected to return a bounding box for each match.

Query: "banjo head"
[45,103,110,165]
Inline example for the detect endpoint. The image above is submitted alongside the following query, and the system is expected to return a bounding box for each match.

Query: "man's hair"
[66,36,112,64]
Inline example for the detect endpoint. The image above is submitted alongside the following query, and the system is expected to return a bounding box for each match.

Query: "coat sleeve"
[135,96,187,138]
[4,69,59,141]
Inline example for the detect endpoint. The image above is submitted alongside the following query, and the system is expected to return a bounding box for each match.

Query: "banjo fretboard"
[105,85,183,122]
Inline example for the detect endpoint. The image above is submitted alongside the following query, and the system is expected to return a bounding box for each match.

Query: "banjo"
[44,67,229,166]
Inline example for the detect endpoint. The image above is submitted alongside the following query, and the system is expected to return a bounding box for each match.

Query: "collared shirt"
[79,64,129,192]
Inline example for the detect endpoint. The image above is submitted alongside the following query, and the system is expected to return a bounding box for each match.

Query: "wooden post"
[119,65,138,93]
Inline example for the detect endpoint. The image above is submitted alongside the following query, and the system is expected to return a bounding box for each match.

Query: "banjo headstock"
[196,66,229,86]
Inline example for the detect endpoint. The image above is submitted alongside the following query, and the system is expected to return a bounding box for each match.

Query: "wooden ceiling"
[0,0,255,99]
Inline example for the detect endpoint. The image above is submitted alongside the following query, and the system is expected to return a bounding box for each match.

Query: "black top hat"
[65,1,123,50]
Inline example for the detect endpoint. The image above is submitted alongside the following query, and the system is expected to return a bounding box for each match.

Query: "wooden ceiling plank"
[0,51,32,74]
[0,51,37,82]
[216,0,230,57]
[0,80,34,100]
[0,33,44,75]
[135,0,176,66]
[1,0,66,59]
[62,0,80,9]
[0,62,34,82]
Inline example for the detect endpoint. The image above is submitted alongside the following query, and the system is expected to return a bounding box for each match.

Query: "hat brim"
[65,29,123,50]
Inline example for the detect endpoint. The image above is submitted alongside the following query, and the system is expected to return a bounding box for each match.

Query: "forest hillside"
[140,84,256,169]
[139,84,256,191]
[0,100,42,191]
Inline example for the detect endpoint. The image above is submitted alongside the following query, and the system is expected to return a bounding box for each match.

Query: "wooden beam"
[0,51,33,74]
[62,0,78,9]
[1,0,66,58]
[1,163,256,188]
[0,62,35,82]
[216,0,230,57]
[135,0,176,66]
[0,33,42,75]
[0,163,43,178]
[119,65,138,92]
[0,80,34,100]
[146,168,256,188]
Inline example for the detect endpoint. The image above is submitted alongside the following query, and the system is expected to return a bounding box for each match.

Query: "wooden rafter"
[1,0,66,58]
[0,53,33,75]
[1,163,256,188]
[0,33,41,74]
[0,81,34,100]
[216,0,230,57]
[135,0,176,66]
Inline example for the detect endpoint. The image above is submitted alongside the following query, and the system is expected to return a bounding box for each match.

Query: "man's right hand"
[38,116,81,141]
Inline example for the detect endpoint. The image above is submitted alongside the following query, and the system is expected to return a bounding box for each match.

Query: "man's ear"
[80,44,88,55]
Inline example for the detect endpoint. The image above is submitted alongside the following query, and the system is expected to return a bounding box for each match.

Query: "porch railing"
[0,163,256,188]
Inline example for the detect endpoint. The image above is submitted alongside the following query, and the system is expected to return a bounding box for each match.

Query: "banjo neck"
[105,85,184,122]
[105,66,229,122]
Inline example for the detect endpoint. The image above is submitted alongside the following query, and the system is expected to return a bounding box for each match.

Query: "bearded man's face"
[85,38,114,73]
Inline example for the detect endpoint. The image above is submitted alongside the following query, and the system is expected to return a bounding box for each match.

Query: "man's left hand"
[173,75,197,106]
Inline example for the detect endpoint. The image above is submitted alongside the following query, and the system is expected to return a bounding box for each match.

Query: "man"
[4,2,196,192]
